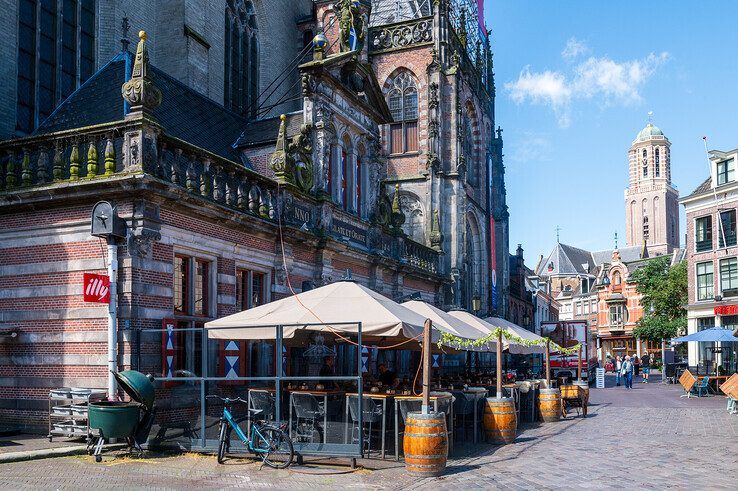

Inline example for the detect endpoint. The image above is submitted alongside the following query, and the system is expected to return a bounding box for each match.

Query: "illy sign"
[83,273,110,303]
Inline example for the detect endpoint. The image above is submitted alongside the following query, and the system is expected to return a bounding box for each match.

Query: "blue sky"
[485,0,738,263]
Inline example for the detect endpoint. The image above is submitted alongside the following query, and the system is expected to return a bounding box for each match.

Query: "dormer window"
[717,158,735,185]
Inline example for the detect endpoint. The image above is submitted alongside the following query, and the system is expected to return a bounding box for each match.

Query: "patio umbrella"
[672,328,738,343]
[672,328,738,376]
[484,316,547,355]
[205,280,436,344]
[401,301,497,351]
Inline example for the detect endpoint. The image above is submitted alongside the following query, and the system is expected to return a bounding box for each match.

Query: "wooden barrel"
[483,397,517,444]
[574,381,590,416]
[538,388,561,422]
[403,412,447,477]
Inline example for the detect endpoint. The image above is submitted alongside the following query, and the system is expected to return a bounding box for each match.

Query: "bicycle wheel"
[217,421,228,464]
[256,426,294,469]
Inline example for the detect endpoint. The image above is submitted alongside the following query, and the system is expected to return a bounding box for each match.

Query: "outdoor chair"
[292,393,325,443]
[693,377,712,397]
[397,399,422,456]
[451,391,475,440]
[432,392,455,450]
[347,395,384,454]
[727,397,737,414]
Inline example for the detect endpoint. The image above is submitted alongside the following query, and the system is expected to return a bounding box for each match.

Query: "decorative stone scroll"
[369,18,433,52]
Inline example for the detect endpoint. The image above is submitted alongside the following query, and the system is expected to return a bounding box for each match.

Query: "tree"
[630,256,687,342]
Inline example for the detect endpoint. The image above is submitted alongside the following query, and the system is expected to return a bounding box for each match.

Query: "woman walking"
[615,355,622,387]
[641,351,651,383]
[622,355,634,389]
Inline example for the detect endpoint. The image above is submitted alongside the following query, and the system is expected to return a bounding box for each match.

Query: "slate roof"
[234,111,304,148]
[536,243,596,277]
[591,245,645,266]
[34,51,248,162]
[682,177,712,200]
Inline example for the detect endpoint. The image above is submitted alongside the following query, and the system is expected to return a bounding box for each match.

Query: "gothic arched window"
[642,149,648,177]
[16,0,96,134]
[643,216,649,240]
[655,148,661,177]
[386,71,418,154]
[463,105,478,185]
[224,0,258,117]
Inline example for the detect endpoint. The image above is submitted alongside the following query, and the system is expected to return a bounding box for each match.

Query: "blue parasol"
[672,327,738,343]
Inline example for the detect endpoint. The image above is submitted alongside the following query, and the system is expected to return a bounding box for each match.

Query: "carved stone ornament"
[122,31,162,112]
[270,114,315,193]
[371,18,432,51]
[430,209,443,251]
[337,0,365,53]
[127,229,161,259]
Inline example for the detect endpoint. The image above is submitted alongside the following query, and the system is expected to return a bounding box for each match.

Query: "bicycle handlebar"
[205,395,248,404]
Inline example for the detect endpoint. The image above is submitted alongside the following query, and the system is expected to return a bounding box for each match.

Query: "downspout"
[107,238,119,400]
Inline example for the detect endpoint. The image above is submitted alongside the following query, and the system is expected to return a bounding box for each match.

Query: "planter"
[483,397,517,444]
[538,388,561,422]
[403,412,447,477]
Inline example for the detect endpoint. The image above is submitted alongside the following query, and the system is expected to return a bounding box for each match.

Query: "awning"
[484,316,547,355]
[401,300,497,351]
[205,281,436,344]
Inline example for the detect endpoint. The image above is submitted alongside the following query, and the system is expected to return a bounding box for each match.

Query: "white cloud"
[573,52,669,103]
[561,37,589,60]
[508,132,553,167]
[505,45,669,127]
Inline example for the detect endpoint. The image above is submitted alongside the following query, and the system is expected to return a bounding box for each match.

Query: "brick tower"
[624,118,680,255]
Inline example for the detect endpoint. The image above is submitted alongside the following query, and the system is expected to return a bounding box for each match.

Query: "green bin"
[88,401,141,439]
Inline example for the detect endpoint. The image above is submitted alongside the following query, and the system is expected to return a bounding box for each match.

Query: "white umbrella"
[205,281,436,343]
[402,300,497,351]
[484,316,547,355]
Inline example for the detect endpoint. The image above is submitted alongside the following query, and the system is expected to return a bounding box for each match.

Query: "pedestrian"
[641,351,651,383]
[615,355,622,386]
[633,354,640,376]
[622,355,634,389]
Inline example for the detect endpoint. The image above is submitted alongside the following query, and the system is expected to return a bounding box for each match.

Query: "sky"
[485,0,738,264]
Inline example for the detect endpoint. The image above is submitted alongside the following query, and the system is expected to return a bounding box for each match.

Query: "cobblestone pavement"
[1,375,736,490]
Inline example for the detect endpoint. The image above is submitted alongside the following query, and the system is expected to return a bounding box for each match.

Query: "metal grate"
[369,0,432,26]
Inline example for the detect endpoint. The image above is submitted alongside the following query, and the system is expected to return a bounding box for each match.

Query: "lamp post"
[472,295,482,315]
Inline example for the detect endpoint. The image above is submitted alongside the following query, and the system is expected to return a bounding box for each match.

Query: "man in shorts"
[641,351,651,383]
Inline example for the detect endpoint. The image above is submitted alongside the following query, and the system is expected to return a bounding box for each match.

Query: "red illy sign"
[83,273,110,303]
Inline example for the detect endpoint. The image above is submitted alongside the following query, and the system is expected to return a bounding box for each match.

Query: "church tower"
[624,118,680,255]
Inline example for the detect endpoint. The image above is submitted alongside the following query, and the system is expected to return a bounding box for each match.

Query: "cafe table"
[393,393,454,461]
[344,392,394,459]
[286,388,345,444]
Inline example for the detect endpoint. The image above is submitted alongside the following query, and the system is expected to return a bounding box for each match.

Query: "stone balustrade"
[0,124,441,276]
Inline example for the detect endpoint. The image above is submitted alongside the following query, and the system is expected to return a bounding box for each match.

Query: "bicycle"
[207,395,294,468]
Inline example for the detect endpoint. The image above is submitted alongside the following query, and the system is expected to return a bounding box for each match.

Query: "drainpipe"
[107,237,119,400]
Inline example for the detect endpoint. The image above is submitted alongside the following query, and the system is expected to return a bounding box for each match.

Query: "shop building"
[681,147,738,373]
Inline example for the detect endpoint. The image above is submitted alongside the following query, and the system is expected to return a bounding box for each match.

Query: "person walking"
[622,355,634,389]
[641,351,651,383]
[615,355,622,387]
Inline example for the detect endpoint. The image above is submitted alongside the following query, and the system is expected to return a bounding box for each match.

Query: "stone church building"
[0,0,508,433]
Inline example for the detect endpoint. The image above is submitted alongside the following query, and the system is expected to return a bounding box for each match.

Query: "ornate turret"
[122,31,162,117]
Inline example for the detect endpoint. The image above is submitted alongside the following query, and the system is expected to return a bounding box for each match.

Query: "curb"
[0,443,127,464]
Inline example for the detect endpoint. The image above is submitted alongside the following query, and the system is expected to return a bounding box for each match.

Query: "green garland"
[438,328,582,356]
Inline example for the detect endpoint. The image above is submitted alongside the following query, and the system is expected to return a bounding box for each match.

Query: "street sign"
[595,368,605,389]
[83,273,110,303]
